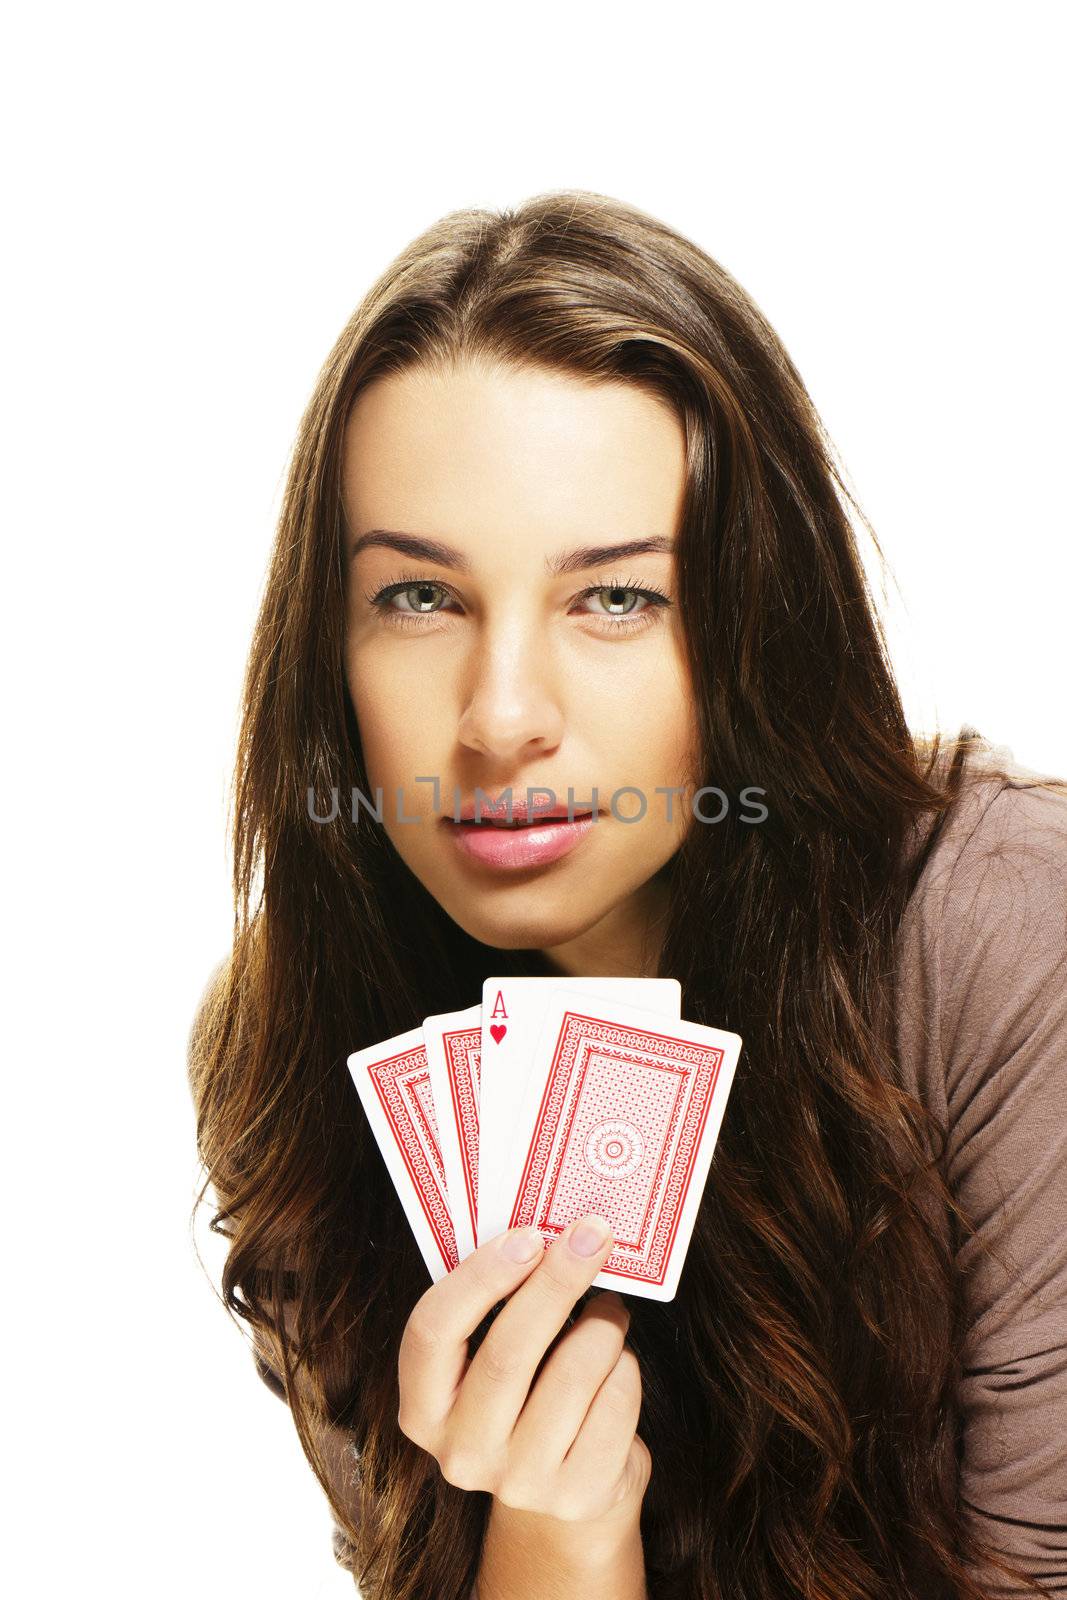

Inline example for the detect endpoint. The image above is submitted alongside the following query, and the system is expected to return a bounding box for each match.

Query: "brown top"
[893,756,1067,1594]
[249,754,1067,1596]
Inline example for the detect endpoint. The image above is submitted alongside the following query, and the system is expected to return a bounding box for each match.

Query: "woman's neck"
[538,872,669,980]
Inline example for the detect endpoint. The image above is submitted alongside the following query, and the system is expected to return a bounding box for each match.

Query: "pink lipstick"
[442,801,600,871]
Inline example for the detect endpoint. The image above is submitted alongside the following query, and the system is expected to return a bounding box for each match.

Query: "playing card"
[422,1002,482,1262]
[500,988,741,1301]
[347,1024,458,1282]
[477,977,681,1247]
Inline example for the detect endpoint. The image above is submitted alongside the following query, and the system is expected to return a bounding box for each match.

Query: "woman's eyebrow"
[349,529,674,574]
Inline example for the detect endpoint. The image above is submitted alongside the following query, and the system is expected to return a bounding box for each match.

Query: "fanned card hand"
[347,977,742,1302]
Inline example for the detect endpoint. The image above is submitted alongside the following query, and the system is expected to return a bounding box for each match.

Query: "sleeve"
[937,782,1067,1595]
[249,1314,366,1583]
[252,1342,484,1597]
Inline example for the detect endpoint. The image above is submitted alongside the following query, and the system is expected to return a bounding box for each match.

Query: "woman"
[187,190,1067,1600]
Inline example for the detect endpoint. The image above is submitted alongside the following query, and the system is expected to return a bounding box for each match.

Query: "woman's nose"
[455,627,565,761]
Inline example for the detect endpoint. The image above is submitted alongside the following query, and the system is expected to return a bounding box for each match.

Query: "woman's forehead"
[342,362,686,556]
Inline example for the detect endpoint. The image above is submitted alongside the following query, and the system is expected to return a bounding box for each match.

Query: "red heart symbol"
[490,1024,507,1044]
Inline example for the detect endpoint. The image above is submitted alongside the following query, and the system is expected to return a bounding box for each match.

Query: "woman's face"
[341,358,699,976]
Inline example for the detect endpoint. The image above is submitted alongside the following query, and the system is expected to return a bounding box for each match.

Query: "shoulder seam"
[934,776,1012,1090]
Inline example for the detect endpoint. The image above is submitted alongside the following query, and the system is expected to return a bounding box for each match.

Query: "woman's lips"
[442,813,599,870]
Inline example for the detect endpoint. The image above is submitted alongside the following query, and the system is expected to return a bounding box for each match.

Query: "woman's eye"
[383,581,448,615]
[570,582,673,630]
[579,585,648,619]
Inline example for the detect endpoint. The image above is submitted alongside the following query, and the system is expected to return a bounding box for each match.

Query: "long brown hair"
[188,191,1059,1599]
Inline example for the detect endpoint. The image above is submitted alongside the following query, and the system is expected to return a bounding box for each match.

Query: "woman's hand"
[397,1213,652,1528]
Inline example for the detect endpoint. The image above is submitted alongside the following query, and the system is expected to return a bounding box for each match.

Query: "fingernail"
[569,1215,611,1257]
[500,1227,543,1262]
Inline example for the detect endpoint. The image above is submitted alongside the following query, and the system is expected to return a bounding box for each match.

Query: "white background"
[4,3,1064,1595]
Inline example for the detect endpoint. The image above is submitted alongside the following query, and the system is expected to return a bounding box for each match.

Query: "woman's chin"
[438,894,596,955]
